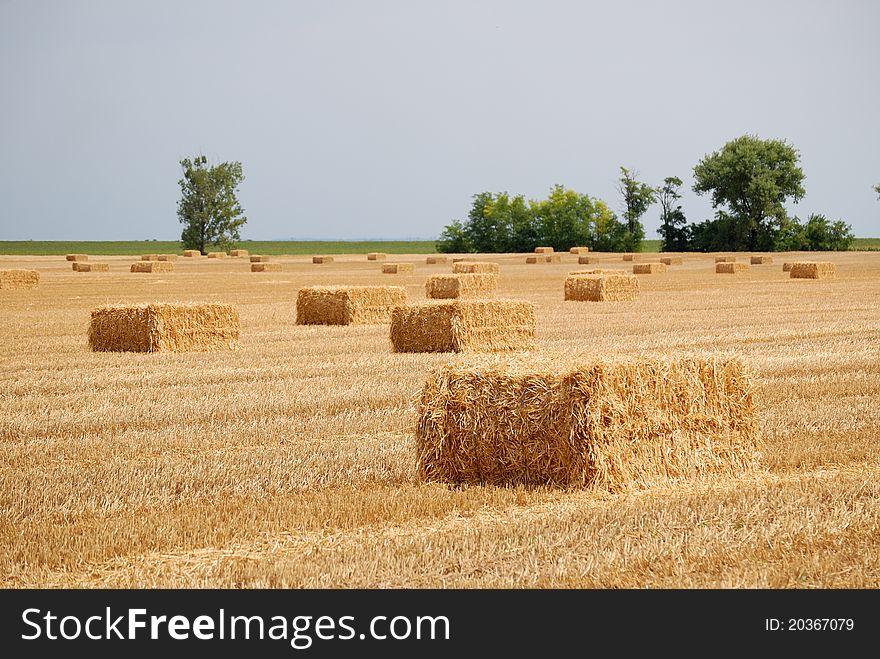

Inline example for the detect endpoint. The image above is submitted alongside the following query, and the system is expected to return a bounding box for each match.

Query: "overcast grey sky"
[1,0,878,241]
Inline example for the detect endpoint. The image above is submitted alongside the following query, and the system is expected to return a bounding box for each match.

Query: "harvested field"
[131,261,173,273]
[716,262,749,274]
[715,256,736,263]
[569,247,589,254]
[0,269,39,289]
[623,253,634,261]
[72,262,109,272]
[251,263,281,272]
[426,256,448,264]
[250,255,270,262]
[564,273,639,301]
[659,256,683,265]
[751,255,774,265]
[382,263,413,273]
[230,250,249,257]
[141,254,160,261]
[534,246,554,253]
[425,273,497,299]
[367,253,387,261]
[451,261,500,274]
[633,263,667,274]
[790,261,836,279]
[65,254,88,261]
[296,285,408,325]
[313,256,334,264]
[526,255,561,264]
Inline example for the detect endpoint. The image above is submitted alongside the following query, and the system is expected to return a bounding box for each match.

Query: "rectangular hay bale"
[622,253,634,261]
[367,252,387,261]
[789,261,835,279]
[382,262,413,273]
[141,254,160,261]
[65,254,88,262]
[230,249,249,257]
[425,273,497,299]
[183,250,201,257]
[750,255,773,265]
[534,246,554,253]
[0,269,40,289]
[426,256,448,264]
[659,256,683,265]
[715,262,749,274]
[296,285,408,325]
[250,255,270,262]
[157,254,177,261]
[632,262,667,274]
[715,256,736,263]
[526,254,561,264]
[569,246,590,254]
[130,261,174,273]
[564,274,639,301]
[390,299,536,353]
[313,256,334,264]
[207,252,227,259]
[251,262,282,272]
[452,261,500,274]
[73,262,109,272]
[577,255,597,264]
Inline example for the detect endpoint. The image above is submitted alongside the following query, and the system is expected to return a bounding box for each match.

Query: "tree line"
[437,134,862,253]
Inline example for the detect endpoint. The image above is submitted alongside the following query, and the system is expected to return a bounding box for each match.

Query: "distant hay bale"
[251,263,281,272]
[789,261,835,279]
[577,255,597,264]
[750,255,773,265]
[141,254,160,261]
[622,253,634,261]
[451,258,473,263]
[0,269,40,289]
[207,252,227,259]
[296,285,408,325]
[715,255,736,263]
[157,254,177,261]
[569,246,589,254]
[632,262,667,274]
[88,302,240,353]
[426,256,448,264]
[130,261,173,273]
[565,274,640,302]
[526,254,561,264]
[659,256,683,265]
[230,249,249,257]
[425,273,497,299]
[534,246,554,253]
[782,262,794,272]
[569,268,628,276]
[72,262,109,272]
[183,250,201,257]
[452,261,500,274]
[715,262,749,274]
[65,254,88,262]
[391,299,536,353]
[382,262,414,273]
[415,353,762,490]
[250,255,270,262]
[313,256,334,264]
[367,252,387,261]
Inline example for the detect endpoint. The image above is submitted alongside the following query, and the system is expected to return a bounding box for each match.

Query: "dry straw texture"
[390,299,536,353]
[182,250,201,257]
[622,254,634,261]
[526,255,561,264]
[251,263,281,272]
[0,269,39,289]
[415,353,762,491]
[633,263,667,274]
[782,262,794,272]
[207,252,227,259]
[715,256,736,263]
[367,253,387,261]
[313,256,334,264]
[452,261,500,274]
[157,254,177,262]
[534,246,554,253]
[230,249,249,257]
[426,256,448,264]
[250,255,270,262]
[716,262,749,274]
[425,273,497,299]
[72,262,109,272]
[789,262,835,279]
[451,258,473,263]
[569,269,628,276]
[382,263,413,273]
[141,254,160,261]
[88,303,240,353]
[296,286,408,325]
[750,255,774,265]
[65,254,88,262]
[564,274,639,301]
[659,256,683,265]
[130,261,174,273]
[577,256,598,264]
[569,246,590,254]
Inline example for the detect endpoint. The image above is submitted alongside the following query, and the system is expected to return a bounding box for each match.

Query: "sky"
[0,0,878,241]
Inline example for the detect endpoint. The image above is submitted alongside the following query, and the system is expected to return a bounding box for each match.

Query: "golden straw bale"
[715,255,736,263]
[183,250,201,257]
[426,256,448,264]
[382,262,414,273]
[632,262,667,274]
[452,261,500,274]
[65,254,88,262]
[782,262,794,272]
[250,255,270,262]
[415,353,762,490]
[390,299,536,353]
[565,274,639,301]
[73,262,109,272]
[569,246,589,254]
[622,253,634,261]
[296,285,408,325]
[451,258,473,263]
[89,302,239,353]
[367,252,387,261]
[577,255,598,264]
[526,254,561,264]
[659,256,683,265]
[207,252,227,259]
[130,261,174,273]
[750,255,773,265]
[715,262,749,274]
[230,249,249,257]
[0,269,40,289]
[157,254,177,261]
[313,256,334,264]
[141,254,160,261]
[534,246,554,253]
[789,261,835,279]
[569,268,628,276]
[425,273,497,299]
[251,263,281,272]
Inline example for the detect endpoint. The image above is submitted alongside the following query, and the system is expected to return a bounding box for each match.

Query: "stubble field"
[2,250,879,588]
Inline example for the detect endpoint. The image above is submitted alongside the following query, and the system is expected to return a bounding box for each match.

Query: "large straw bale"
[715,255,736,263]
[782,262,794,272]
[534,246,554,253]
[207,252,227,259]
[250,255,270,262]
[569,246,589,254]
[632,262,667,274]
[367,252,387,261]
[622,253,634,261]
[141,254,160,261]
[296,285,408,325]
[659,256,683,265]
[577,255,598,264]
[0,269,40,289]
[65,254,88,262]
[526,254,561,264]
[183,250,201,257]
[73,262,109,272]
[230,249,249,257]
[565,274,639,301]
[789,261,835,279]
[425,273,497,299]
[313,256,334,264]
[382,262,414,273]
[131,261,174,273]
[715,262,749,274]
[426,256,448,264]
[88,303,240,353]
[251,263,281,272]
[416,353,762,491]
[390,299,536,353]
[157,254,177,261]
[452,261,500,274]
[750,255,773,265]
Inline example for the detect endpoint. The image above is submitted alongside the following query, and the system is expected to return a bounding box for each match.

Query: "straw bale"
[569,268,628,276]
[426,256,448,264]
[296,285,408,325]
[565,274,639,302]
[577,255,597,264]
[250,255,270,262]
[88,302,239,353]
[415,353,762,490]
[230,249,249,257]
[659,256,683,265]
[526,254,561,264]
[452,261,500,274]
[73,262,109,272]
[534,246,554,253]
[0,269,40,289]
[183,250,201,257]
[451,258,474,263]
[157,254,177,261]
[425,273,497,299]
[715,262,749,274]
[251,263,281,272]
[789,261,835,279]
[622,253,634,261]
[382,262,414,273]
[390,299,536,353]
[632,262,667,274]
[750,255,773,265]
[367,252,387,261]
[65,254,88,262]
[782,262,794,272]
[715,255,736,263]
[313,256,334,264]
[141,254,160,261]
[207,252,227,259]
[130,261,174,273]
[569,246,590,254]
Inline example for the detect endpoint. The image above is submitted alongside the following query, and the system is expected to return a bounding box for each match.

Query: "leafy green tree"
[692,135,805,251]
[773,215,808,251]
[874,183,880,200]
[656,176,689,251]
[435,219,473,253]
[177,155,247,254]
[803,213,854,251]
[616,167,655,252]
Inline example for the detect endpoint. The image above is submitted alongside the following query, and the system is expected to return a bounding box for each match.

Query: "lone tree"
[617,167,655,252]
[178,154,247,254]
[693,135,805,251]
[656,176,689,252]
[874,182,880,200]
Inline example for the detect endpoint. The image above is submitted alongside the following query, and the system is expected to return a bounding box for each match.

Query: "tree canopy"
[178,155,247,254]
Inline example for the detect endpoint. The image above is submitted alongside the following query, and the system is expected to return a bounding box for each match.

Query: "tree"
[435,219,473,253]
[656,176,689,252]
[692,135,805,251]
[802,213,854,251]
[178,154,247,254]
[616,167,655,252]
[874,183,880,200]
